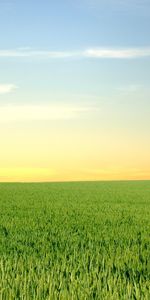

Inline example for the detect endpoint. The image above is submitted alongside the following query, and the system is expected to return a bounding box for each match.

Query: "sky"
[0,0,150,182]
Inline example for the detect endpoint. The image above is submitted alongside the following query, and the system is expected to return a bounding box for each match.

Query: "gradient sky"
[0,0,150,181]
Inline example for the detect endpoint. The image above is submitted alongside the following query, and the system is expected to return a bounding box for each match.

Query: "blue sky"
[0,0,150,181]
[0,0,150,48]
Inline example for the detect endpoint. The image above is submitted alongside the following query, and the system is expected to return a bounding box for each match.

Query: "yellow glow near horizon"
[0,122,150,181]
[0,99,150,182]
[0,167,150,182]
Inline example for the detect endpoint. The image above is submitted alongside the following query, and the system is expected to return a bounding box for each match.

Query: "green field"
[0,181,150,299]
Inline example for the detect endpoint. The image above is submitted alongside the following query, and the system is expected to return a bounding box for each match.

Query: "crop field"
[0,181,150,299]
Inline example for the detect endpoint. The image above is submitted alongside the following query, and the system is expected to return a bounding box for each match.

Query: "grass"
[0,181,150,299]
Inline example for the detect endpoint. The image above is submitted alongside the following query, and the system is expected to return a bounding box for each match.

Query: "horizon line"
[0,179,149,184]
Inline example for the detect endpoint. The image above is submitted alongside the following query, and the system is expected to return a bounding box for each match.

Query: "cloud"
[84,48,150,58]
[0,49,80,59]
[0,84,18,94]
[0,103,97,122]
[0,47,150,59]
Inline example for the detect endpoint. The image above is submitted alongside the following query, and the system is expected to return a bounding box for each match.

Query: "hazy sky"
[0,0,150,181]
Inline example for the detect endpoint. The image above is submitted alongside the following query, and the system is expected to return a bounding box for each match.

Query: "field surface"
[0,181,150,299]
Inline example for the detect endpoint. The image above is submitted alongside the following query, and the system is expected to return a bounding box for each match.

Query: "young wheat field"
[0,181,150,299]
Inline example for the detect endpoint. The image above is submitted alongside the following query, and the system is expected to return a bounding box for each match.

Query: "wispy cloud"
[84,48,150,58]
[0,84,18,94]
[0,49,80,59]
[0,47,150,59]
[0,103,97,122]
